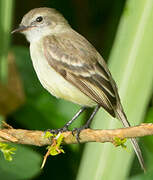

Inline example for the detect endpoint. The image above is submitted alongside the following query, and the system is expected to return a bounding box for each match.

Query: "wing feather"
[43,32,118,117]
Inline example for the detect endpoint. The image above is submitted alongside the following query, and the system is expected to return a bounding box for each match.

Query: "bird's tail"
[115,105,145,171]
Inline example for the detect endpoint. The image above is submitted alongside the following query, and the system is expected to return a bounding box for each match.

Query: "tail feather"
[116,107,145,171]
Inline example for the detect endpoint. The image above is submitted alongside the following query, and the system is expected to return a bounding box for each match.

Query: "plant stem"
[0,0,14,83]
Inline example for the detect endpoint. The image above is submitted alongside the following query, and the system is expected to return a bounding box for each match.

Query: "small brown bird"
[12,7,145,170]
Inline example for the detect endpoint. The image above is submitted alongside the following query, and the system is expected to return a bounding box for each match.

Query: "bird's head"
[12,7,70,42]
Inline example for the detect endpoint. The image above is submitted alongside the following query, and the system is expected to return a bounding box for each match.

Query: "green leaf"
[77,0,153,180]
[0,142,16,161]
[0,144,42,180]
[46,132,65,156]
[129,146,153,180]
[0,0,14,83]
[113,137,127,149]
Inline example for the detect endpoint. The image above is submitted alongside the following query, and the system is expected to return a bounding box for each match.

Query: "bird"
[12,7,145,170]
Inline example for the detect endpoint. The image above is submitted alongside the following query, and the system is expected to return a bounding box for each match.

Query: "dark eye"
[36,16,43,22]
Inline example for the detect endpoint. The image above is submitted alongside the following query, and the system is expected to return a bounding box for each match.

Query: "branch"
[0,123,153,146]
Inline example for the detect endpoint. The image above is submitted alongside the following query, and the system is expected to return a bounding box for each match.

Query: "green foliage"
[77,0,153,180]
[0,0,14,139]
[0,0,14,82]
[0,142,16,161]
[129,171,153,180]
[0,144,42,180]
[45,132,65,156]
[113,137,127,149]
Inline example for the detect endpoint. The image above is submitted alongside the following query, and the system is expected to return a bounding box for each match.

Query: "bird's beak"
[11,25,35,34]
[11,25,27,34]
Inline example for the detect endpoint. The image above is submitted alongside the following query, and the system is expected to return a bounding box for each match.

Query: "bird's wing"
[43,33,118,117]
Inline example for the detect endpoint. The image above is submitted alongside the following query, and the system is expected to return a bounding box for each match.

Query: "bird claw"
[72,125,89,143]
[46,125,68,136]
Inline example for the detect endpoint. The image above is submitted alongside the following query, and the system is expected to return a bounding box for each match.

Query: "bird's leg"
[61,106,87,131]
[72,105,100,142]
[48,106,87,134]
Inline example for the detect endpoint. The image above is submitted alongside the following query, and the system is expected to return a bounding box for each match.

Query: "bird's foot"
[46,125,69,136]
[72,124,89,143]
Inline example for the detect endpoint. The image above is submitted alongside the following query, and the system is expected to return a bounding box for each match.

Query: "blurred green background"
[0,0,153,180]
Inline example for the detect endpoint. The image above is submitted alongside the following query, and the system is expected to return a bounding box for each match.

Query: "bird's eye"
[36,16,43,22]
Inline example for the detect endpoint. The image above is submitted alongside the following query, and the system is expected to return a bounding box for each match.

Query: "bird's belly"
[30,43,96,107]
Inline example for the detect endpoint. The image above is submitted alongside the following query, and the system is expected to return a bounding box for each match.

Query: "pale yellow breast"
[30,40,96,107]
